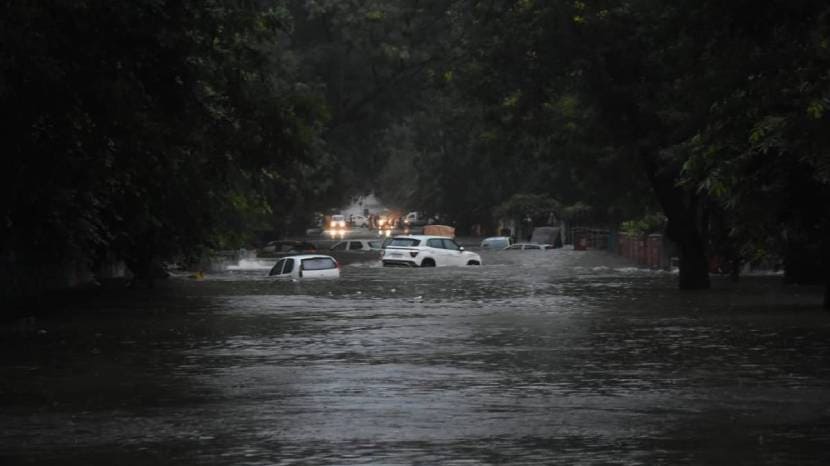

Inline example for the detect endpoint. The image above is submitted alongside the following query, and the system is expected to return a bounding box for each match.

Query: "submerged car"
[259,240,317,257]
[480,236,512,250]
[381,235,482,267]
[268,255,340,279]
[329,239,382,251]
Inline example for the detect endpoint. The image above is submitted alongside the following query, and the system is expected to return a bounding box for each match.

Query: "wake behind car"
[381,235,482,267]
[505,243,554,250]
[268,255,340,279]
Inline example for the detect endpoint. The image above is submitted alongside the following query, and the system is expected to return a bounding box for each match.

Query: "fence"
[569,227,614,251]
[616,233,676,269]
[568,226,676,269]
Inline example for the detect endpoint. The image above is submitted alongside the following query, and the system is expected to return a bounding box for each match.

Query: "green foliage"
[494,194,561,225]
[621,213,667,236]
[0,1,329,276]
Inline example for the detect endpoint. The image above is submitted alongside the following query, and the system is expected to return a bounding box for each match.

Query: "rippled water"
[2,250,830,465]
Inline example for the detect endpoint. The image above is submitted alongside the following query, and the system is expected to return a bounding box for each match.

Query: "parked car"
[480,236,512,250]
[381,235,482,267]
[329,239,383,251]
[504,243,554,250]
[267,255,340,279]
[403,211,427,227]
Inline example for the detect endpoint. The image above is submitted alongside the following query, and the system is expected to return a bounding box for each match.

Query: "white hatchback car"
[268,255,340,279]
[381,235,482,267]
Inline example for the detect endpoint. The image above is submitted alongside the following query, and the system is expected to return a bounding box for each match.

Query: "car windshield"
[389,238,421,247]
[301,257,337,270]
[269,259,285,276]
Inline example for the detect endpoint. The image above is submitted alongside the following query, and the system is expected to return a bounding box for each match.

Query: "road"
[2,249,829,464]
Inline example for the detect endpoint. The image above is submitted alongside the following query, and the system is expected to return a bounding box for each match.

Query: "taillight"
[336,260,341,269]
[409,251,418,258]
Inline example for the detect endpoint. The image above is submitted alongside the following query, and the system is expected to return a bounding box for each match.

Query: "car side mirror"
[459,246,465,251]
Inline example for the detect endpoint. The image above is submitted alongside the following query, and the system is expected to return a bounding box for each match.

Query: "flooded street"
[2,250,830,465]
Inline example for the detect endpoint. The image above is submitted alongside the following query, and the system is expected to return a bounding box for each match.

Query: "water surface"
[2,250,829,464]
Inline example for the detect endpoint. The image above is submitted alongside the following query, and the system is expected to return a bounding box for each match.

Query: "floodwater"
[2,249,830,465]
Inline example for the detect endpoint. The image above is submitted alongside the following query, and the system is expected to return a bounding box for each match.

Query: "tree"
[0,1,329,291]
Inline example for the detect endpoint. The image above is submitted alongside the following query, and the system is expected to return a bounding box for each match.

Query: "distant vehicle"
[330,214,347,229]
[403,211,427,227]
[329,239,383,251]
[504,243,554,250]
[268,255,340,279]
[530,226,563,248]
[350,214,369,228]
[423,224,455,237]
[260,240,317,254]
[480,236,512,250]
[381,235,482,267]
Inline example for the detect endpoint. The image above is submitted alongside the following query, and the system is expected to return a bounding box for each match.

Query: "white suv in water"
[381,235,482,267]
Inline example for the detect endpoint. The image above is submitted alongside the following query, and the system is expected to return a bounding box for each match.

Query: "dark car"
[259,240,317,257]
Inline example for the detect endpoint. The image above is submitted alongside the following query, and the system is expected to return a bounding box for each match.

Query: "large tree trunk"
[640,151,710,289]
[824,222,830,311]
[673,221,711,289]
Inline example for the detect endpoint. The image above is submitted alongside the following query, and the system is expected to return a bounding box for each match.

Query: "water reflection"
[1,250,829,464]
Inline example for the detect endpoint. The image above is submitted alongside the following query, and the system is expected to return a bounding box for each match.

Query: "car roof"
[511,243,552,247]
[483,236,510,240]
[391,235,453,240]
[275,254,336,260]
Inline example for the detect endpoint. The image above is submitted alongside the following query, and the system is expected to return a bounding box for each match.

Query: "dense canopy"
[1,1,828,306]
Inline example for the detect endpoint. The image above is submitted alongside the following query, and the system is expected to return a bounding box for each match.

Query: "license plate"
[390,252,402,257]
